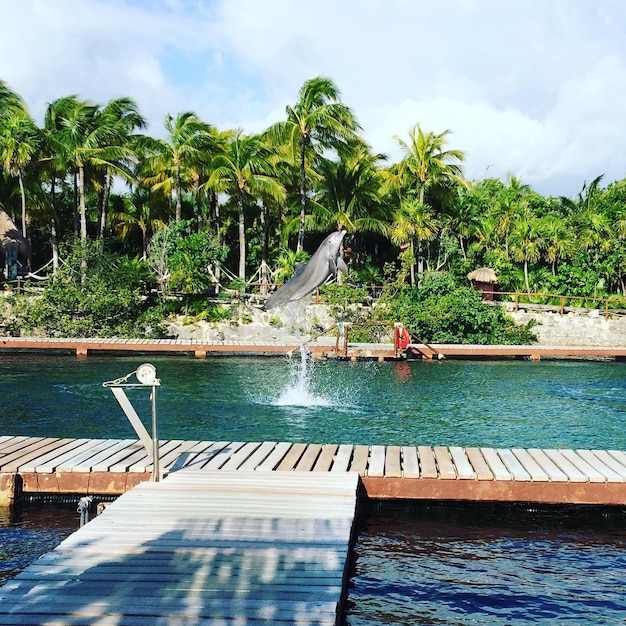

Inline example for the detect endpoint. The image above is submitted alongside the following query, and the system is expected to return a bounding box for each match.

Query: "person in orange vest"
[394,322,411,350]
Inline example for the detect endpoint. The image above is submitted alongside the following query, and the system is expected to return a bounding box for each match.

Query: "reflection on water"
[346,504,626,625]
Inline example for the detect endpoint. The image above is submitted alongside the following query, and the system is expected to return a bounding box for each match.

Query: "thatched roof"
[0,211,30,260]
[467,267,498,283]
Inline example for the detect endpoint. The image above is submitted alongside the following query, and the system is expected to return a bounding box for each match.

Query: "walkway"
[0,470,359,625]
[1,436,626,506]
[2,336,626,360]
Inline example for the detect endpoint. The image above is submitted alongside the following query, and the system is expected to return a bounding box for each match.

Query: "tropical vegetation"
[2,75,626,342]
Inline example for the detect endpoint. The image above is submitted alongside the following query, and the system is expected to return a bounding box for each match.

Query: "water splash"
[272,348,334,407]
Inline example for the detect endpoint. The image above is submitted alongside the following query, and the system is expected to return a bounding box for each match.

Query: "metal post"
[151,386,160,482]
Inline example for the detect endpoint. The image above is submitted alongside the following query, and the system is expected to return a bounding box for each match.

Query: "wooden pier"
[3,336,626,360]
[1,436,626,506]
[2,435,626,624]
[0,470,359,625]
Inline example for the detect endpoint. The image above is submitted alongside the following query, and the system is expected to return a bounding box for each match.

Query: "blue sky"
[2,0,626,197]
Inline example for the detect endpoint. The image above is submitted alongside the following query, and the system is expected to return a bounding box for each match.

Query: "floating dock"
[1,436,626,506]
[2,336,626,360]
[0,470,359,625]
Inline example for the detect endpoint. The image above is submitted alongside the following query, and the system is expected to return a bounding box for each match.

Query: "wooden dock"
[3,336,626,360]
[2,436,626,506]
[0,470,359,625]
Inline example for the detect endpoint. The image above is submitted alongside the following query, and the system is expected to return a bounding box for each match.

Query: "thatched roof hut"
[467,267,498,301]
[467,267,498,283]
[0,211,30,280]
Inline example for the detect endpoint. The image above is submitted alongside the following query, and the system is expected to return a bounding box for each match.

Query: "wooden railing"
[493,291,626,320]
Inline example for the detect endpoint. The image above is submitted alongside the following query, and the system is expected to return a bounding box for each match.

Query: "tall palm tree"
[313,144,389,236]
[392,124,466,205]
[0,107,40,239]
[391,197,439,286]
[509,213,544,294]
[268,76,360,252]
[207,130,286,283]
[95,97,146,240]
[144,112,217,222]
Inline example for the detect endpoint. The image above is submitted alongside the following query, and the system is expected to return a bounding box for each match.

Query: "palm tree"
[111,187,167,259]
[540,214,572,276]
[392,124,466,206]
[313,144,389,236]
[268,76,360,252]
[95,97,146,241]
[144,112,217,222]
[509,213,544,294]
[0,107,40,239]
[391,197,439,286]
[207,130,286,283]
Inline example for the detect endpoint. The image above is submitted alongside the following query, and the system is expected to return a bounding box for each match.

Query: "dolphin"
[264,230,348,310]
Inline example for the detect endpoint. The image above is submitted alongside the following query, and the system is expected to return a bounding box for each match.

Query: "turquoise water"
[1,354,625,449]
[1,354,626,624]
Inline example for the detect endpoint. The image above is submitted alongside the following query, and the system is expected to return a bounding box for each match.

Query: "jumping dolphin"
[264,230,348,310]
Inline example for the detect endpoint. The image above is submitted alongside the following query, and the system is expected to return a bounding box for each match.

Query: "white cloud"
[1,0,626,197]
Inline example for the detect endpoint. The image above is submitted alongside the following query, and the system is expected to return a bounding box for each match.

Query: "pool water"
[1,354,626,623]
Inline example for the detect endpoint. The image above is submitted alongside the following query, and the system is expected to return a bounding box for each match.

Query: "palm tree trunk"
[238,188,246,285]
[78,164,87,242]
[524,260,530,294]
[260,201,269,296]
[297,137,307,253]
[175,164,182,222]
[18,173,27,238]
[50,178,59,276]
[78,163,88,284]
[98,170,112,245]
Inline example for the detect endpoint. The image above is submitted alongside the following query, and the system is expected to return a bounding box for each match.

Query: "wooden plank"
[433,446,456,479]
[165,440,216,473]
[15,439,89,473]
[295,444,323,472]
[497,448,531,481]
[238,441,277,470]
[401,446,420,478]
[276,443,307,471]
[480,448,512,481]
[511,448,549,481]
[526,448,569,482]
[576,450,624,483]
[384,446,402,478]
[313,444,338,472]
[465,447,493,481]
[590,450,626,480]
[418,446,438,479]
[349,445,369,474]
[220,442,263,470]
[202,441,246,470]
[543,449,587,482]
[607,450,626,470]
[560,449,606,483]
[174,441,230,471]
[367,445,385,477]
[449,447,476,479]
[52,439,122,473]
[0,437,68,472]
[255,442,292,471]
[330,444,353,473]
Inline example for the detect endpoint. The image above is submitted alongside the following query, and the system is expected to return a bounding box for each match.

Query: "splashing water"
[272,348,334,407]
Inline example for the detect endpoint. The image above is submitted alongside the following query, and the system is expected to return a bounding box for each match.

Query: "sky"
[1,0,625,198]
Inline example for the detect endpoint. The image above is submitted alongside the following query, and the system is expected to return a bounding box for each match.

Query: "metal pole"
[151,386,160,482]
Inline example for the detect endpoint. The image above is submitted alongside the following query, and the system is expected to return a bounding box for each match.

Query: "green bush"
[376,272,537,345]
[19,239,164,338]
